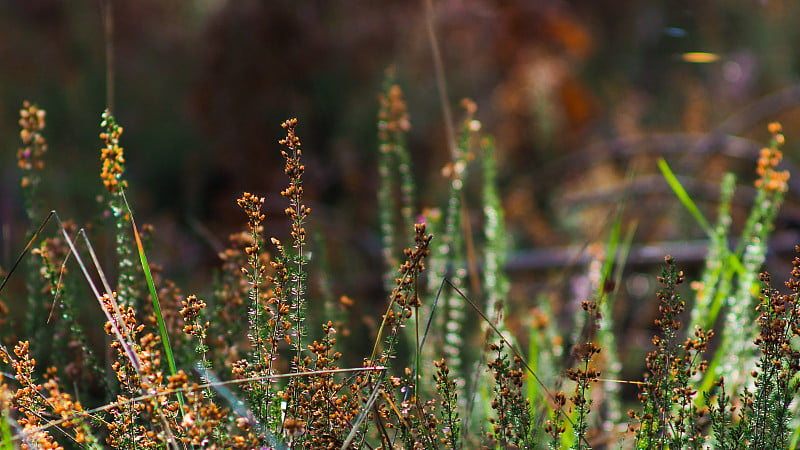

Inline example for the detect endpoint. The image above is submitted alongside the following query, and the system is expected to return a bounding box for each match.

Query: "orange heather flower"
[755,122,790,193]
[99,110,127,194]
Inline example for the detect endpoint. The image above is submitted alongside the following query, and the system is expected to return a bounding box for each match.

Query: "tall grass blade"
[120,193,179,379]
[121,191,184,410]
[403,277,446,406]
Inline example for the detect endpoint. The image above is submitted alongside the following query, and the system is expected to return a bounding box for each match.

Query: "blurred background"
[3,0,800,371]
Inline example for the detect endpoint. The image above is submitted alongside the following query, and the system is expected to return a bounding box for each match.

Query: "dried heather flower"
[180,295,209,338]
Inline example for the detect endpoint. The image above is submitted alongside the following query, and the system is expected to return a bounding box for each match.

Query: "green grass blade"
[409,277,445,402]
[597,207,622,304]
[131,217,176,375]
[705,253,746,327]
[657,157,713,236]
[727,252,745,275]
[121,192,183,409]
[526,321,541,411]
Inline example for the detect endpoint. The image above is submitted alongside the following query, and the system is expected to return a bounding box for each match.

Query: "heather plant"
[661,122,791,400]
[630,255,712,448]
[377,66,415,290]
[744,266,800,447]
[717,123,791,393]
[5,90,800,450]
[17,102,50,360]
[566,301,602,449]
[485,339,536,448]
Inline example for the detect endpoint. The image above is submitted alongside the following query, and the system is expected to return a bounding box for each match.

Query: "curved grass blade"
[657,157,713,236]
